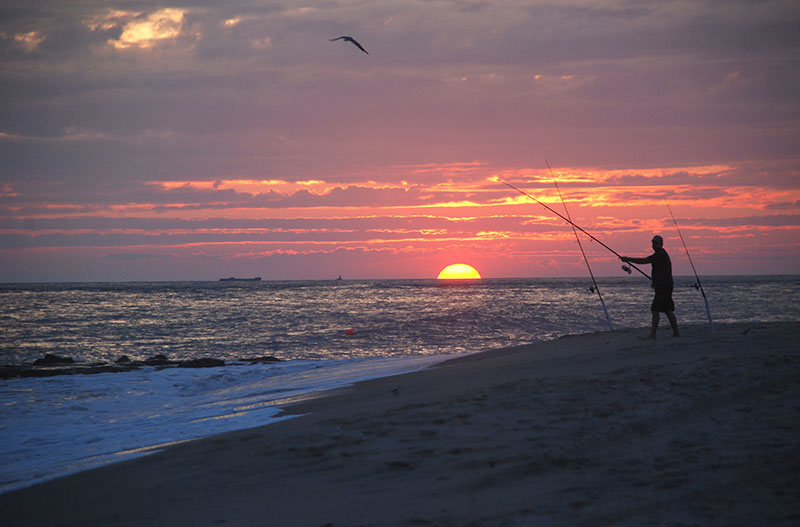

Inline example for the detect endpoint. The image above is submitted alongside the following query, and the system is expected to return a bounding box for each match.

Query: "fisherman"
[620,235,679,338]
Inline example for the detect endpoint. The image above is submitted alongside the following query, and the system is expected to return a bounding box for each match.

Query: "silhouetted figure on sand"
[621,235,680,338]
[329,36,369,54]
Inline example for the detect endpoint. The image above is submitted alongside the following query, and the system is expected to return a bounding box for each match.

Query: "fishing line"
[546,161,613,330]
[498,177,652,281]
[665,202,715,332]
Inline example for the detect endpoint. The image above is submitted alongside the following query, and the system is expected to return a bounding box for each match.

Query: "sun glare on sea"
[437,263,482,280]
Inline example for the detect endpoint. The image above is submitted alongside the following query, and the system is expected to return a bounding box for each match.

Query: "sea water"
[1,276,798,493]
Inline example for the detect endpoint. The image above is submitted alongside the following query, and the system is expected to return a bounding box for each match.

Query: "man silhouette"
[621,235,679,338]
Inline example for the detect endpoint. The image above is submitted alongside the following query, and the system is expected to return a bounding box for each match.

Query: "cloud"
[84,8,190,50]
[680,214,800,228]
[0,211,580,251]
[765,200,800,210]
[13,30,45,52]
[103,252,173,260]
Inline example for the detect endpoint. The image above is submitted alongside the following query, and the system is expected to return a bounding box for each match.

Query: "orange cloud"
[111,9,186,49]
[2,161,798,279]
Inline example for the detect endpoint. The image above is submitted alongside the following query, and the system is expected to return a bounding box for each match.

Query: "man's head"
[652,235,663,248]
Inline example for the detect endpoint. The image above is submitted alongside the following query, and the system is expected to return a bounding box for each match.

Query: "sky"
[1,0,798,282]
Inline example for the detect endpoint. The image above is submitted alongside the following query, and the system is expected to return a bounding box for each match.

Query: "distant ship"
[219,277,262,282]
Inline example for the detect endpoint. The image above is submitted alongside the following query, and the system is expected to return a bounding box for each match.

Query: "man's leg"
[650,311,659,338]
[666,311,679,337]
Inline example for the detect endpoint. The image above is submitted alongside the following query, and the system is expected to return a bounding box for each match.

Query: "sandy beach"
[4,321,799,526]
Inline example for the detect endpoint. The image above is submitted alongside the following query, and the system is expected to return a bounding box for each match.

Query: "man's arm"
[620,256,650,264]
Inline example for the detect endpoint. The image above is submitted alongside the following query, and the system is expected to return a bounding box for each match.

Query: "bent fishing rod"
[499,178,652,281]
[665,202,715,333]
[547,161,613,330]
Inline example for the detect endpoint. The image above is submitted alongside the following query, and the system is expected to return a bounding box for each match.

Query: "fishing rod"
[499,178,652,281]
[665,202,714,333]
[547,161,613,330]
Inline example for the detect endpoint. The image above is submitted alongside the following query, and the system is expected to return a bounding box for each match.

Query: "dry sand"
[3,322,799,526]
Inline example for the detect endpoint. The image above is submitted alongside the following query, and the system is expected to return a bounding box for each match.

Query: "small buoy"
[346,329,355,335]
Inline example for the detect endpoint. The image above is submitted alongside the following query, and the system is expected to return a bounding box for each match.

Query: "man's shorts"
[651,285,675,313]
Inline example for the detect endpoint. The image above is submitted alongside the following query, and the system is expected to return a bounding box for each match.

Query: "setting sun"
[437,263,482,280]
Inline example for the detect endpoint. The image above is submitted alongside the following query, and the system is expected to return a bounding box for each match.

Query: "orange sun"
[437,263,482,280]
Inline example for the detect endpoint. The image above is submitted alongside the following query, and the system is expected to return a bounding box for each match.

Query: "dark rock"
[0,366,22,379]
[33,354,74,366]
[1,353,235,378]
[144,354,171,366]
[3,363,145,378]
[179,358,225,368]
[21,368,71,378]
[82,365,135,375]
[243,356,281,364]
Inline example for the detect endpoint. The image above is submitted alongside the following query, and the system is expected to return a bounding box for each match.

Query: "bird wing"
[329,36,368,54]
[347,38,369,54]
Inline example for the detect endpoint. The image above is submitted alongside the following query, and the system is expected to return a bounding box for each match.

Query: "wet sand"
[3,322,799,526]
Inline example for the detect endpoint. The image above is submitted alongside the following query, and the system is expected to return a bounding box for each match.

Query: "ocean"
[1,275,798,493]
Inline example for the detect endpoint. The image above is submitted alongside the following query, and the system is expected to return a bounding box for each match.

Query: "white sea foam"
[0,355,450,494]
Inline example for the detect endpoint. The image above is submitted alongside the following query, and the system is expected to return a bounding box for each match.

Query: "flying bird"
[329,36,369,54]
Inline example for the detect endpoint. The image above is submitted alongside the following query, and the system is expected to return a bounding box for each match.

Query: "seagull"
[329,36,369,54]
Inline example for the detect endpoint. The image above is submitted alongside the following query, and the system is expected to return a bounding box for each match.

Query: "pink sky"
[1,1,798,281]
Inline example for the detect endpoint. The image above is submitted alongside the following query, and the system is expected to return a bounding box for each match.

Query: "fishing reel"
[621,264,632,275]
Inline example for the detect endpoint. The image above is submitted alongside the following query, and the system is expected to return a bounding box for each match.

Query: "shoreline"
[4,321,799,526]
[0,354,455,495]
